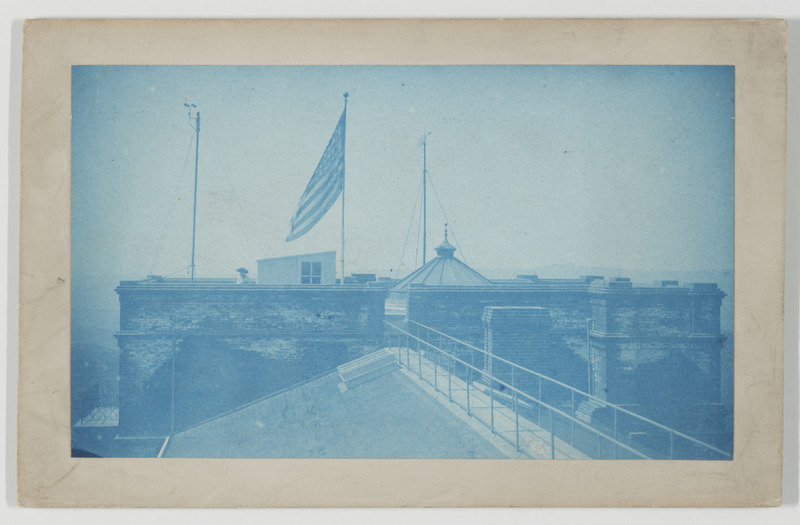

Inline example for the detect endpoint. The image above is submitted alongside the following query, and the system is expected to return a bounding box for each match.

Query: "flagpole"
[184,103,200,282]
[341,92,348,285]
[422,132,431,265]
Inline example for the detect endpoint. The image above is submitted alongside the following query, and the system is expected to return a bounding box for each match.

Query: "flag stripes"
[286,108,346,242]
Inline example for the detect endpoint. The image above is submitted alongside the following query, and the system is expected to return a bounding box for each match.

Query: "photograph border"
[17,18,786,507]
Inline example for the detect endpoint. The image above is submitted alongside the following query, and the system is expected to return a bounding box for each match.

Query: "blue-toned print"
[71,66,733,459]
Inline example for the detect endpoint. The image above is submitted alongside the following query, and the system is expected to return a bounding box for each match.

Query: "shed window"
[301,261,322,284]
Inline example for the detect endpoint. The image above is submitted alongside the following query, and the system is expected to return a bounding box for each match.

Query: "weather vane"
[419,131,432,148]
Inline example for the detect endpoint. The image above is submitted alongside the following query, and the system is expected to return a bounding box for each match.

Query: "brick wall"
[406,284,593,390]
[115,282,385,436]
[118,283,385,337]
[588,284,726,407]
[483,307,553,392]
[405,280,726,441]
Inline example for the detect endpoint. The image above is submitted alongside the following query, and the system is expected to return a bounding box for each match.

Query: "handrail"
[74,380,120,424]
[385,320,649,459]
[391,320,731,460]
[407,320,732,459]
[411,320,588,395]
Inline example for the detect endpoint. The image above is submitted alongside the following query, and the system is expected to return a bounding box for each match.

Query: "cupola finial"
[435,223,456,258]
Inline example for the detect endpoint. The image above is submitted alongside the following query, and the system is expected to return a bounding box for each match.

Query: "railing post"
[434,343,438,391]
[669,431,674,460]
[470,348,474,375]
[596,432,601,459]
[586,318,593,396]
[550,408,555,459]
[613,408,618,460]
[170,339,176,434]
[448,353,452,402]
[490,376,495,434]
[417,336,422,378]
[467,366,471,416]
[537,377,542,426]
[570,390,575,448]
[514,389,520,451]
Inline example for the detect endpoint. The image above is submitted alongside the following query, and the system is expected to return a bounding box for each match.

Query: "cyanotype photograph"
[70,65,734,461]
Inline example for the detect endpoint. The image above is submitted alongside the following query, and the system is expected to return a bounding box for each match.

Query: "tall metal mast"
[421,132,431,265]
[185,103,200,281]
[341,93,348,285]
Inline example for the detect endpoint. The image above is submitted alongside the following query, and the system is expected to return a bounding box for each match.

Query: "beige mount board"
[18,18,786,507]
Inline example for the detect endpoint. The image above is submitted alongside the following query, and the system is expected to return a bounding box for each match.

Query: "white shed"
[256,251,337,285]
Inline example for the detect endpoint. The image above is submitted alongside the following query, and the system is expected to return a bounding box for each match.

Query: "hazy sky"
[72,65,733,285]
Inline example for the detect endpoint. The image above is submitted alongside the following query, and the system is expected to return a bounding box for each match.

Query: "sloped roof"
[392,236,493,290]
[162,366,507,459]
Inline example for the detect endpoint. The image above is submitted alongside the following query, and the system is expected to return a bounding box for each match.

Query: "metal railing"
[384,320,731,460]
[73,380,120,427]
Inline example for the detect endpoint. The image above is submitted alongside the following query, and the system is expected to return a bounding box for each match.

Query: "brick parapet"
[117,282,386,339]
[115,280,386,436]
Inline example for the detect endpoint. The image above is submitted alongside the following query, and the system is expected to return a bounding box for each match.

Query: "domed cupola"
[434,224,457,258]
[390,223,493,290]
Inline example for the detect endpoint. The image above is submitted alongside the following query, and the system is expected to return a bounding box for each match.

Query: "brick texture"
[116,282,385,436]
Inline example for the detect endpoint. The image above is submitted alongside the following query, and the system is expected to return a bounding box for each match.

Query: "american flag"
[286,107,346,242]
